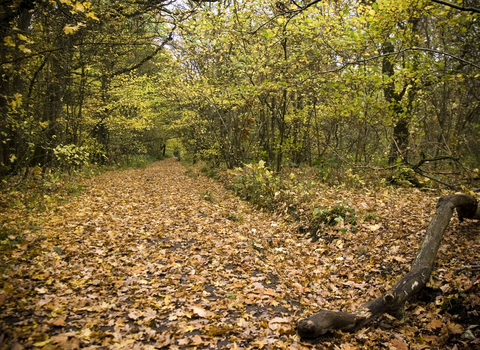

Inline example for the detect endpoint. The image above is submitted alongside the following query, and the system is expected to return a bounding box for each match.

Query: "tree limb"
[431,0,480,14]
[296,194,479,338]
[296,47,480,85]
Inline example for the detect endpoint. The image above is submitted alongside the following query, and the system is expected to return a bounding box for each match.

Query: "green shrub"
[309,205,357,241]
[199,162,220,180]
[119,155,157,169]
[228,161,280,210]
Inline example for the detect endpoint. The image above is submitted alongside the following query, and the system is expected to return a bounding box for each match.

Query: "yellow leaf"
[86,12,99,21]
[17,34,27,41]
[63,25,77,34]
[4,36,15,47]
[79,327,92,339]
[73,2,85,12]
[34,339,52,347]
[63,22,84,34]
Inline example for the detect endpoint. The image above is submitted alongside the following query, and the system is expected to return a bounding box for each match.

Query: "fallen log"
[296,194,480,338]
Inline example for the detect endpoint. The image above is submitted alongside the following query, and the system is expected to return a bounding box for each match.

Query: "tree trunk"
[296,194,480,338]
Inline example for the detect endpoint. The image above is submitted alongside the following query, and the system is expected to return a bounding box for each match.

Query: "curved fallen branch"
[296,194,480,338]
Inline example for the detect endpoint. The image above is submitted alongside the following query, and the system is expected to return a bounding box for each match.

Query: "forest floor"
[0,159,479,350]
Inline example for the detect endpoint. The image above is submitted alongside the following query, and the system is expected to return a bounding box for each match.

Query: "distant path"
[1,159,314,349]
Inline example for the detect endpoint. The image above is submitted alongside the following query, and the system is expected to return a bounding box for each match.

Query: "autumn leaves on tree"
[1,0,479,178]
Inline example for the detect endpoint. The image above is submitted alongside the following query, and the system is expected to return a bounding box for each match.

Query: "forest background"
[1,0,479,185]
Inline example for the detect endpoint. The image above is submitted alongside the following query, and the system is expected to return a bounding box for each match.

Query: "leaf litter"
[0,159,479,349]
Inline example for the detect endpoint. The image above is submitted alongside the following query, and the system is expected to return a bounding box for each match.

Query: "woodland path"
[1,159,313,349]
[1,159,480,350]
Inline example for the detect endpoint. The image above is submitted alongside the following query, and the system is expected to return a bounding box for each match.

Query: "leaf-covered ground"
[1,159,479,349]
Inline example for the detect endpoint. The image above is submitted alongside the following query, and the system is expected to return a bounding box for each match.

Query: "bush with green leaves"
[308,205,358,241]
[53,144,90,171]
[227,161,315,212]
[228,160,282,209]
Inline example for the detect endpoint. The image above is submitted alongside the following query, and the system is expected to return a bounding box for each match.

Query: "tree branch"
[296,46,480,85]
[431,0,480,14]
[296,194,479,338]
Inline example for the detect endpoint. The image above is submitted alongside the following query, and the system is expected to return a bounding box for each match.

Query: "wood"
[296,194,478,338]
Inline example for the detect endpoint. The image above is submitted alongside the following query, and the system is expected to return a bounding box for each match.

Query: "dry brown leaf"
[391,338,408,350]
[177,337,190,345]
[11,341,25,350]
[190,305,207,318]
[447,322,463,335]
[427,319,443,330]
[51,316,66,326]
[154,333,171,347]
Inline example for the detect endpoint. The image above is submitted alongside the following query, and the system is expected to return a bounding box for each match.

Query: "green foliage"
[199,163,220,180]
[1,0,478,189]
[199,191,215,203]
[118,155,158,170]
[228,161,281,210]
[184,166,198,179]
[309,205,358,241]
[53,144,92,172]
[225,213,241,222]
[312,205,358,226]
[227,161,315,213]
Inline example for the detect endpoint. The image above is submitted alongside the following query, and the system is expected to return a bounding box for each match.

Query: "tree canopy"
[1,0,479,184]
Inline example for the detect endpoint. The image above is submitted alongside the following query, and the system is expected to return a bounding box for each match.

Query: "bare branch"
[431,0,480,14]
[296,46,480,85]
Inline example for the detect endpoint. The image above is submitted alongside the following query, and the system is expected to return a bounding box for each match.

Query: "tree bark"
[296,194,479,338]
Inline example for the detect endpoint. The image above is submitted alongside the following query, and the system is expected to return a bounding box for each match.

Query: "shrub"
[308,205,357,241]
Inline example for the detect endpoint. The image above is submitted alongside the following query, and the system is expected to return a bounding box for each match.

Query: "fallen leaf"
[427,319,443,330]
[391,338,408,350]
[154,333,171,347]
[128,310,143,320]
[177,337,190,345]
[191,335,204,345]
[51,316,66,326]
[11,341,25,350]
[143,307,157,322]
[447,322,463,334]
[190,305,207,318]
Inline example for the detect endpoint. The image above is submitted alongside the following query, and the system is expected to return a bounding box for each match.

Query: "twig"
[431,0,480,14]
[296,47,480,85]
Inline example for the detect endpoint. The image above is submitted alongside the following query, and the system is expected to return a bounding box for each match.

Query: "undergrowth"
[219,160,383,240]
